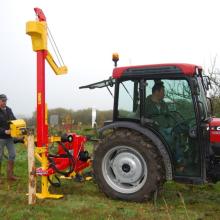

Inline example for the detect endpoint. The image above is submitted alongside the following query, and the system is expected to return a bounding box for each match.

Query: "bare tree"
[208,55,220,97]
[208,55,220,116]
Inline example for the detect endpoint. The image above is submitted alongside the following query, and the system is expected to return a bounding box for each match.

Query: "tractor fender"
[98,121,173,180]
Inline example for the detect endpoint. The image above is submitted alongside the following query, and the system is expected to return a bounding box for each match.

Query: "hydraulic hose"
[48,142,75,176]
[47,174,61,187]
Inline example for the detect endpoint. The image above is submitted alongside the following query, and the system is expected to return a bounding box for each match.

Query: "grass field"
[0,143,220,220]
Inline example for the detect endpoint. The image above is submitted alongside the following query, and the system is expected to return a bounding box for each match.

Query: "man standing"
[0,94,17,182]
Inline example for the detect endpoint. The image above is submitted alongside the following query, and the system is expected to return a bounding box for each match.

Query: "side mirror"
[206,97,213,116]
[203,76,211,91]
[191,78,200,95]
[198,101,206,121]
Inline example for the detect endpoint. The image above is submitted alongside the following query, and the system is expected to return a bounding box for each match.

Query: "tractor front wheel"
[93,129,165,202]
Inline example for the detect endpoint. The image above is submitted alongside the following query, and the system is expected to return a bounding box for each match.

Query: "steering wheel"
[146,110,194,134]
[168,111,195,135]
[169,111,185,121]
[168,111,186,130]
[146,111,181,127]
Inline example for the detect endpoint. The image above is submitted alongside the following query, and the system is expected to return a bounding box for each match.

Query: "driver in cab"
[144,81,170,128]
[145,81,186,171]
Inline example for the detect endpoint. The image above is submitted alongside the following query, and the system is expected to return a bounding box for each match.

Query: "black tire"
[93,129,165,202]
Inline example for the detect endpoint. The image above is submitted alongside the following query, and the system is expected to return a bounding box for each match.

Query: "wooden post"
[27,134,36,205]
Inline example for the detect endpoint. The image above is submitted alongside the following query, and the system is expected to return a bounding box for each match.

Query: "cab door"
[143,78,203,180]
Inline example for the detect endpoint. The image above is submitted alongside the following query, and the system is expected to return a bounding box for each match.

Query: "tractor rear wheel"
[93,129,165,202]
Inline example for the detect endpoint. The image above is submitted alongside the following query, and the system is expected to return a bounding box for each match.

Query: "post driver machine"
[24,8,91,199]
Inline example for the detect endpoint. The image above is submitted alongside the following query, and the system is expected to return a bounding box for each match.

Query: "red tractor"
[81,61,220,202]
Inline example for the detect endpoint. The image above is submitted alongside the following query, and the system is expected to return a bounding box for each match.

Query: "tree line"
[25,108,113,128]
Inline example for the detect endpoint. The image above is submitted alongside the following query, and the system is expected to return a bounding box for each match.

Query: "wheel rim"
[102,146,148,194]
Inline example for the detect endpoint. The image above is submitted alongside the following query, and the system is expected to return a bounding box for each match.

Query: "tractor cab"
[80,63,220,202]
[112,64,211,180]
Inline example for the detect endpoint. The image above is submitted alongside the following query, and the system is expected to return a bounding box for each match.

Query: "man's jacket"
[0,107,16,139]
[145,95,170,128]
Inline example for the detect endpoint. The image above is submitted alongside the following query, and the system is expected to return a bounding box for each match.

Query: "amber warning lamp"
[112,53,119,67]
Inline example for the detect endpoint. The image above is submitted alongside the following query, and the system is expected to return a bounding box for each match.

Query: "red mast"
[34,8,48,148]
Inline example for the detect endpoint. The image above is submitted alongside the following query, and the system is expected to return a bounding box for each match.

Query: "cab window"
[117,80,140,119]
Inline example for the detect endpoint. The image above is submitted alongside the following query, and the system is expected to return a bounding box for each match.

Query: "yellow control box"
[10,119,27,138]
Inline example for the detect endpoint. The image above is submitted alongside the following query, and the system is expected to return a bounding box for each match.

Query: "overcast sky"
[1,0,220,117]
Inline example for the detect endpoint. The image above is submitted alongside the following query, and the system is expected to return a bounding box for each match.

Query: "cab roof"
[112,63,202,79]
